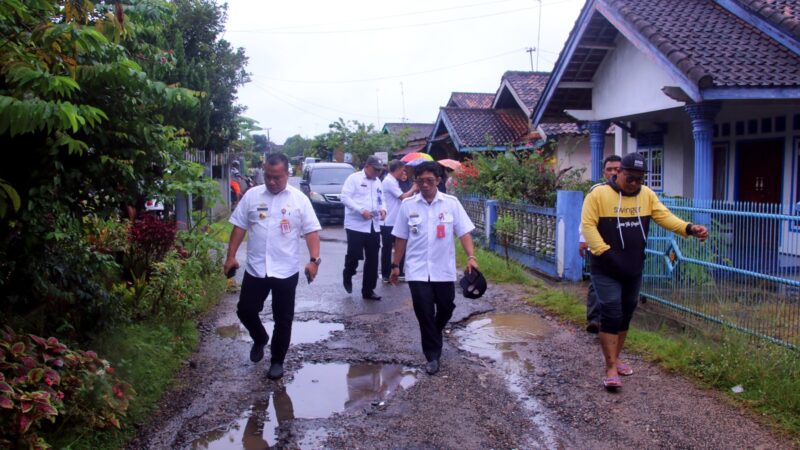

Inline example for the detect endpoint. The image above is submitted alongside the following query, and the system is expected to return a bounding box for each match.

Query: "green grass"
[525,284,800,439]
[455,243,542,287]
[49,273,226,449]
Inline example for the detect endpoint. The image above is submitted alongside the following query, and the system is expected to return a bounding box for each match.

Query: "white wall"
[592,37,685,120]
[555,135,615,181]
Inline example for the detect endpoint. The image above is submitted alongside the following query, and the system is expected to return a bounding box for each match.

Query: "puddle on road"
[191,389,290,450]
[215,320,344,344]
[454,313,559,450]
[192,363,417,449]
[454,313,552,370]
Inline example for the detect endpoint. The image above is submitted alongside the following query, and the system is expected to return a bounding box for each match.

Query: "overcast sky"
[222,0,584,144]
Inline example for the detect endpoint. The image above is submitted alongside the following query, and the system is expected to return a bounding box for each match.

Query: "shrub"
[126,214,177,279]
[452,146,593,206]
[140,250,204,320]
[494,214,519,265]
[0,210,124,341]
[0,328,134,450]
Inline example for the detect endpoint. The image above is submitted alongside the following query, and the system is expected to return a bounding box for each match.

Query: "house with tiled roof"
[494,71,614,179]
[381,122,434,156]
[533,0,800,201]
[446,92,495,109]
[427,107,538,159]
[429,71,613,178]
[532,0,800,256]
[428,76,543,158]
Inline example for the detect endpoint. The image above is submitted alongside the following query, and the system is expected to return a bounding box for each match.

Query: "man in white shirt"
[380,160,418,283]
[341,156,387,300]
[224,153,322,380]
[390,161,479,375]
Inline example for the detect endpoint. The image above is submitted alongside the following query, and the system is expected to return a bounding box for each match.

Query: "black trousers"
[408,281,456,362]
[380,225,405,278]
[344,227,380,295]
[237,271,299,364]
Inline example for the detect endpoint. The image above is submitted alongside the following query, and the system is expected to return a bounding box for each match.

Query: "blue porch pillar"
[685,102,720,204]
[588,121,607,181]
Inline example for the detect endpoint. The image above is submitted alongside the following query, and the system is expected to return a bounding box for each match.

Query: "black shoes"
[362,291,381,301]
[250,342,266,363]
[267,363,284,380]
[343,273,352,294]
[586,321,600,334]
[425,359,440,375]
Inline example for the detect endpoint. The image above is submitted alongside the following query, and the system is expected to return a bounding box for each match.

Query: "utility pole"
[376,88,381,126]
[265,128,271,154]
[536,0,542,71]
[400,82,407,123]
[525,47,535,71]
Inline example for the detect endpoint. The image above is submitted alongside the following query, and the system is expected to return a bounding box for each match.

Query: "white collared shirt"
[392,191,475,282]
[229,184,321,279]
[381,173,403,227]
[341,170,386,232]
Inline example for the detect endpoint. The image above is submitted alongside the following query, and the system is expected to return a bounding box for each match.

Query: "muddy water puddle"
[454,313,552,369]
[215,320,343,344]
[454,313,559,449]
[192,363,418,449]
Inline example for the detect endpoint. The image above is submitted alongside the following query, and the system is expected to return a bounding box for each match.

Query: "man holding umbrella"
[437,159,462,193]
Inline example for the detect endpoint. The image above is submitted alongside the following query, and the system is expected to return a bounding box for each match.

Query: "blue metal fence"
[461,196,487,247]
[464,193,800,349]
[459,192,584,281]
[642,198,800,349]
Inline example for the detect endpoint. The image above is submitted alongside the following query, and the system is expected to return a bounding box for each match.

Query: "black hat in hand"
[459,268,487,299]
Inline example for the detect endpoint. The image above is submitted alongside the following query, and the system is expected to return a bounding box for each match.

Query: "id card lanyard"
[280,207,291,234]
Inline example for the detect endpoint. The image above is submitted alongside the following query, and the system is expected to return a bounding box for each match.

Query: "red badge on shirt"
[436,224,445,239]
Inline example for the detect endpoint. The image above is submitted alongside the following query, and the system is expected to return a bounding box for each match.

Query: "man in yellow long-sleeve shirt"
[581,152,708,391]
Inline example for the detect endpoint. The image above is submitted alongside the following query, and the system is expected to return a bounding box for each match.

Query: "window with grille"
[637,132,664,192]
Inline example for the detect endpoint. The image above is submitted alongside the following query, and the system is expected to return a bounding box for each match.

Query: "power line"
[234,0,521,32]
[252,81,403,121]
[227,6,536,35]
[256,48,525,84]
[250,84,335,122]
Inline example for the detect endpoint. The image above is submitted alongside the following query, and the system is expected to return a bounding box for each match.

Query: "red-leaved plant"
[0,327,134,449]
[126,214,177,278]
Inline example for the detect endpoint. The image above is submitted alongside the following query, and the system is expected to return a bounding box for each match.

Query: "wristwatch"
[310,257,322,265]
[390,263,399,269]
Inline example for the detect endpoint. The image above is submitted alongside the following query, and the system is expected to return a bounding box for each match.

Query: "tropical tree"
[164,0,250,157]
[0,0,228,339]
[282,134,310,157]
[309,118,406,164]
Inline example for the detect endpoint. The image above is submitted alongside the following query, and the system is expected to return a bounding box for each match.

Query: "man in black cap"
[580,154,622,333]
[340,156,387,300]
[581,152,708,391]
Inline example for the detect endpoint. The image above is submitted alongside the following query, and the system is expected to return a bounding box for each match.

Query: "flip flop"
[603,376,622,391]
[617,362,633,376]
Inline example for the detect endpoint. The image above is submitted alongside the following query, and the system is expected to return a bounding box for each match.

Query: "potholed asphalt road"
[128,225,792,450]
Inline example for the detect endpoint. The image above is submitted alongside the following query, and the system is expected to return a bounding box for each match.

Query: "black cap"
[365,155,384,170]
[459,268,487,299]
[620,152,648,172]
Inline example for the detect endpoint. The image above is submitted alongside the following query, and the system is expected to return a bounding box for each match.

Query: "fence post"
[556,190,583,281]
[175,192,189,231]
[486,199,498,251]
